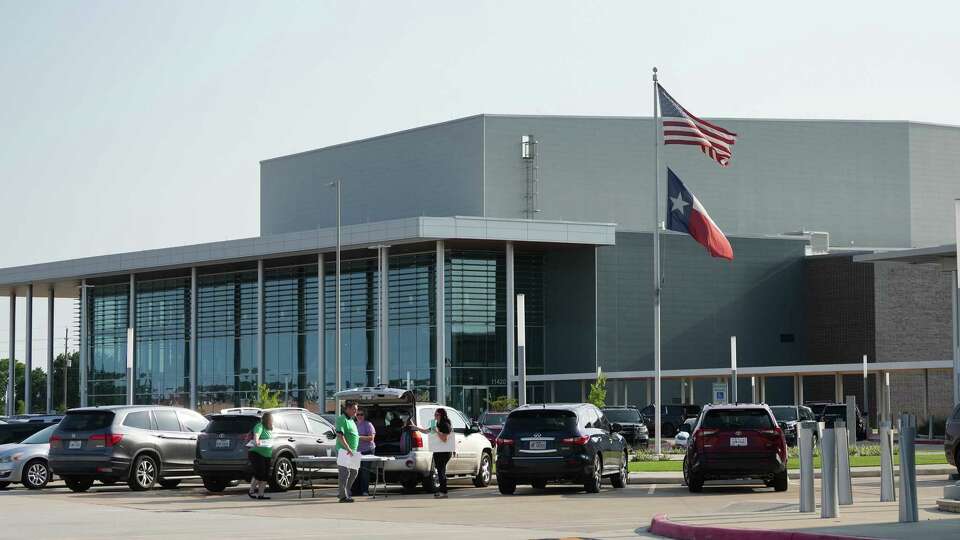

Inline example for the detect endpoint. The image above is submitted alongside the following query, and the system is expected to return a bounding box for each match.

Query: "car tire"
[22,459,50,490]
[773,470,788,492]
[129,454,159,491]
[610,452,628,489]
[498,478,516,495]
[687,472,704,493]
[64,477,94,493]
[662,423,677,438]
[401,478,420,493]
[158,479,181,489]
[531,480,547,489]
[202,477,229,493]
[268,455,295,492]
[421,463,439,493]
[473,452,492,488]
[584,454,602,493]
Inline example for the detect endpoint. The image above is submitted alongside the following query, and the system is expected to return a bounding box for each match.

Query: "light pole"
[329,180,342,414]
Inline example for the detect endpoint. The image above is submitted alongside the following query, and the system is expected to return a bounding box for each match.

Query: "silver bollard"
[798,421,817,512]
[820,423,839,518]
[879,420,896,502]
[836,420,853,505]
[898,414,918,523]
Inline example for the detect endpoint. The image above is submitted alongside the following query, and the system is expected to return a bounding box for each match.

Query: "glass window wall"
[87,282,129,406]
[264,263,319,411]
[135,277,190,406]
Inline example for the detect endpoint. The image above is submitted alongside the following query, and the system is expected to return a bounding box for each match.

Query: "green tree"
[588,372,607,408]
[486,395,518,412]
[2,357,69,413]
[0,358,26,414]
[252,384,281,409]
[51,352,81,412]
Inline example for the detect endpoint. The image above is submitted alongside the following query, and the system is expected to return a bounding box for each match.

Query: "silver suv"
[334,386,494,492]
[49,405,208,492]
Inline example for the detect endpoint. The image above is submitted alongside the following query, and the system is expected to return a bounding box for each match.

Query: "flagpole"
[652,67,663,456]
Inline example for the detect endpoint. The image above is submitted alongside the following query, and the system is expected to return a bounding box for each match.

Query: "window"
[60,411,115,431]
[595,410,611,431]
[179,411,208,433]
[207,416,258,434]
[307,415,333,435]
[505,410,577,432]
[418,407,437,427]
[282,413,309,434]
[580,408,599,429]
[123,411,154,430]
[702,409,774,430]
[153,410,182,432]
[448,411,467,431]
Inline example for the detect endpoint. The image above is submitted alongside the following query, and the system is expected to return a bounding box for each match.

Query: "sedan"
[0,424,57,489]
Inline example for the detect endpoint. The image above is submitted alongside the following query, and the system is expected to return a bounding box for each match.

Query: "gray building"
[2,115,958,423]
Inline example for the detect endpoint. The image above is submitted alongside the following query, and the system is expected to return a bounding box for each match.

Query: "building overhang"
[0,216,617,296]
[853,244,957,272]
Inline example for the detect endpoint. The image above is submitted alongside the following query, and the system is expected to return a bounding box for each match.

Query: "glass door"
[456,386,490,421]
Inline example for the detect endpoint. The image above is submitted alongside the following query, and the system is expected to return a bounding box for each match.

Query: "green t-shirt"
[251,422,272,458]
[335,414,359,453]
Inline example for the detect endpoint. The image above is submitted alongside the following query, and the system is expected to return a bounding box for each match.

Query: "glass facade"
[388,252,436,394]
[196,269,258,413]
[135,277,190,406]
[324,257,378,398]
[264,263,319,410]
[87,282,129,406]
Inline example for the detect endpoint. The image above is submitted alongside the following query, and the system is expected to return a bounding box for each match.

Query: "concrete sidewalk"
[628,464,957,485]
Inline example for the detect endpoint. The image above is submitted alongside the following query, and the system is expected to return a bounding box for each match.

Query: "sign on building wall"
[712,382,728,404]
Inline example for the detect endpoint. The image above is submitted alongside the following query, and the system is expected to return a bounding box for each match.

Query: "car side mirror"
[325,431,336,440]
[610,423,622,433]
[470,420,480,431]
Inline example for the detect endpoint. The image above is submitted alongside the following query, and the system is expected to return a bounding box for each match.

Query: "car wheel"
[202,477,229,493]
[498,478,516,495]
[128,454,159,491]
[22,459,50,490]
[610,452,628,489]
[531,480,547,489]
[64,478,94,493]
[473,452,492,488]
[268,455,295,492]
[687,471,704,493]
[662,423,677,438]
[584,454,602,493]
[773,470,788,492]
[158,479,181,489]
[401,478,420,493]
[421,463,439,493]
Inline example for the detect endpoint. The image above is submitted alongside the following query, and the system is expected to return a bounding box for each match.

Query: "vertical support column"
[189,268,197,410]
[550,381,556,403]
[953,269,960,406]
[128,274,136,406]
[318,253,325,411]
[751,376,757,403]
[876,370,885,424]
[6,290,15,416]
[24,285,32,413]
[46,288,54,414]
[760,375,767,403]
[379,246,389,385]
[79,279,88,407]
[624,381,629,406]
[835,373,843,403]
[688,378,695,404]
[884,372,892,423]
[798,374,805,406]
[505,241,515,400]
[580,380,587,402]
[256,260,264,388]
[435,241,446,405]
[645,379,652,405]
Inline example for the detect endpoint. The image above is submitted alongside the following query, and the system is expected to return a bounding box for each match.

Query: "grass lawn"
[629,452,948,473]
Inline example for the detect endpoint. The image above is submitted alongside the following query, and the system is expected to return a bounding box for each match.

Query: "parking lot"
[3,475,959,539]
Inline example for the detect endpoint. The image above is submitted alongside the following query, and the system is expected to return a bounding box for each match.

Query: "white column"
[435,241,446,405]
[760,375,767,403]
[624,381,629,406]
[6,290,15,416]
[505,241,515,400]
[688,378,695,404]
[952,269,959,406]
[835,373,843,403]
[189,269,197,410]
[318,253,325,411]
[645,379,652,405]
[129,274,136,406]
[46,288,54,413]
[798,374,805,405]
[79,280,88,407]
[256,260,264,388]
[24,285,32,413]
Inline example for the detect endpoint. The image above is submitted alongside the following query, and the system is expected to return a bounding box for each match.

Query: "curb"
[648,513,872,540]
[626,466,956,485]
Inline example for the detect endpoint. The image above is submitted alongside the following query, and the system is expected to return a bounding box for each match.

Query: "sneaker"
[338,497,349,503]
[438,493,448,499]
[346,498,355,503]
[434,492,441,498]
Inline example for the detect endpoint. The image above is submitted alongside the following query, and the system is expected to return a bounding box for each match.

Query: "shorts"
[249,451,271,482]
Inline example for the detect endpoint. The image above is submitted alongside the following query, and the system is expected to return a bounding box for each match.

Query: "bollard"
[835,420,853,505]
[798,421,817,512]
[879,420,896,502]
[898,414,918,523]
[820,422,839,518]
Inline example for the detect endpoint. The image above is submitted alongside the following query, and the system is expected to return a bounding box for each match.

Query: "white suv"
[334,386,494,492]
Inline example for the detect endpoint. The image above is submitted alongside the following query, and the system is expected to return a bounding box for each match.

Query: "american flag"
[657,84,737,167]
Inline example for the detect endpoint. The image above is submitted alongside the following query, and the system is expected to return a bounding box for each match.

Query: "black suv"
[495,403,629,494]
[602,406,649,448]
[769,405,817,446]
[195,408,336,492]
[806,402,867,440]
[639,404,695,437]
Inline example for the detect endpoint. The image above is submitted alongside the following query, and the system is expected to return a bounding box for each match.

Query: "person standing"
[351,409,377,497]
[335,400,360,503]
[248,412,274,500]
[412,408,453,498]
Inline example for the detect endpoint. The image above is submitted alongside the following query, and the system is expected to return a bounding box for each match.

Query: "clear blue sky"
[1,0,958,365]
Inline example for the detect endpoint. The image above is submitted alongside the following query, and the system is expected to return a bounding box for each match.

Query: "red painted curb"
[648,513,875,540]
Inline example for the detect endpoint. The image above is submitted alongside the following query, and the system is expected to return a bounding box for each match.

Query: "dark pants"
[352,450,374,496]
[249,451,271,482]
[434,452,452,494]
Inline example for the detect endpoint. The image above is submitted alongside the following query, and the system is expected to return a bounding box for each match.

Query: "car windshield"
[603,409,641,423]
[22,424,56,444]
[59,411,114,431]
[480,412,508,425]
[701,409,775,430]
[770,407,798,422]
[505,410,577,432]
[823,406,849,417]
[206,415,260,434]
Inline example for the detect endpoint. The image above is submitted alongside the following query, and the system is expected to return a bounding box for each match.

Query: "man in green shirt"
[336,400,360,502]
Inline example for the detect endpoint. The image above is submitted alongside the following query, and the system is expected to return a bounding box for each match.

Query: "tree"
[588,372,607,408]
[1,356,72,413]
[0,358,25,414]
[51,352,80,412]
[252,384,281,409]
[486,395,518,412]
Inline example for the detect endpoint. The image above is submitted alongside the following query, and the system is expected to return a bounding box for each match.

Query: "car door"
[306,413,337,457]
[152,409,195,474]
[594,408,618,474]
[278,412,313,457]
[447,409,472,474]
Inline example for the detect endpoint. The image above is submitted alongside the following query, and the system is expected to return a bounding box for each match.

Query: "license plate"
[529,440,547,450]
[69,440,82,449]
[730,437,748,447]
[216,439,231,449]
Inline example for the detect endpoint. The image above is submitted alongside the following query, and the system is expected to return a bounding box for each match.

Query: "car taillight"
[50,435,62,448]
[561,435,590,446]
[495,437,514,447]
[411,430,424,448]
[89,433,123,448]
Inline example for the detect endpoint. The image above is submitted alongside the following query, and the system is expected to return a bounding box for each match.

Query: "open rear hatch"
[334,386,418,456]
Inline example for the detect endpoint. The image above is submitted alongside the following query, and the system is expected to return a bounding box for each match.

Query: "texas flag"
[666,168,734,260]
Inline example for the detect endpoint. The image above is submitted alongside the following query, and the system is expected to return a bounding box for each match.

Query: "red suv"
[683,404,788,493]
